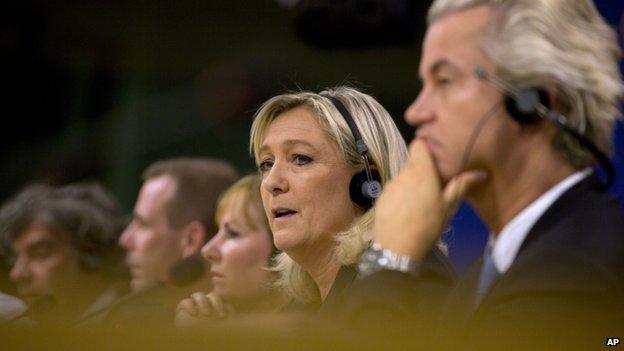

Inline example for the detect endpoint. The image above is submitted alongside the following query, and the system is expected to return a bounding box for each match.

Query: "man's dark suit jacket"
[103,284,192,332]
[351,174,624,350]
[440,174,624,350]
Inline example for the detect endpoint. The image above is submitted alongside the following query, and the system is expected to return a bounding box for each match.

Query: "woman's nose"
[201,234,222,263]
[262,162,289,196]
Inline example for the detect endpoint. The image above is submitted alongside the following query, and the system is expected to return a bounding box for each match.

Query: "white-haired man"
[357,0,624,349]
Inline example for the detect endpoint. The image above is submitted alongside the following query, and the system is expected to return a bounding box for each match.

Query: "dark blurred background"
[1,0,623,275]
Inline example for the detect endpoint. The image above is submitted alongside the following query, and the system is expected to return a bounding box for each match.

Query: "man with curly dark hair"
[0,182,126,324]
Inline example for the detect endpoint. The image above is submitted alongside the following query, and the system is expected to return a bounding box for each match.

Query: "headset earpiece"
[349,169,382,210]
[322,93,383,209]
[475,66,615,188]
[505,88,550,125]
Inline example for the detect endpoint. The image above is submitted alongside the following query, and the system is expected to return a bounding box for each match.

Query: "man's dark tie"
[474,249,500,308]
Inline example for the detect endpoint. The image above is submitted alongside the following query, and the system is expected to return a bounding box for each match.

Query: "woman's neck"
[287,237,342,302]
[303,249,341,302]
[312,261,341,302]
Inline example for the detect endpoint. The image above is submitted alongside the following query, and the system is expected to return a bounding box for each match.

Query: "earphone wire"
[441,100,503,224]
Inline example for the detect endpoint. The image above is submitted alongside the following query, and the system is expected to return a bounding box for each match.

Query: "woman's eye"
[293,154,312,166]
[258,159,274,173]
[226,229,240,238]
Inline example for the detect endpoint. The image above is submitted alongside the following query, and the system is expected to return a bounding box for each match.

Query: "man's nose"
[119,224,135,250]
[10,256,30,282]
[404,90,435,127]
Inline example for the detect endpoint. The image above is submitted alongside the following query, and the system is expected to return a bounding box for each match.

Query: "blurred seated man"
[0,183,126,325]
[111,158,238,326]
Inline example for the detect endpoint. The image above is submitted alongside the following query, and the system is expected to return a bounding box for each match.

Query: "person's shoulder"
[545,181,624,251]
[527,173,624,249]
[495,179,624,301]
[556,173,624,225]
[105,285,186,327]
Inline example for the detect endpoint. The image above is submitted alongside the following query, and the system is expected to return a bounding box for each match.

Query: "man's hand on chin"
[373,139,487,260]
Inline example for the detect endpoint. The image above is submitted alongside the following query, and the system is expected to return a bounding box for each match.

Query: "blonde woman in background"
[175,174,285,327]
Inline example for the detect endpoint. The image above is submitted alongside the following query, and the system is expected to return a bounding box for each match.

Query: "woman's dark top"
[319,246,455,342]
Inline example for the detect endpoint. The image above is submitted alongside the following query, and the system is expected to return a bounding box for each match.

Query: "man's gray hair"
[429,0,623,168]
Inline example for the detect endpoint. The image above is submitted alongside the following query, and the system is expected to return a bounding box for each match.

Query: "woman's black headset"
[323,94,382,209]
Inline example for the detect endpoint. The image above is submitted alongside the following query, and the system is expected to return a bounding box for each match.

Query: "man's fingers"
[407,139,435,169]
[405,138,443,189]
[407,137,426,156]
[443,170,488,210]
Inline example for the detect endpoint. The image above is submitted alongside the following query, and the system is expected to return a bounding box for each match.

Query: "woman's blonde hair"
[249,86,408,303]
[215,174,270,240]
[429,0,623,168]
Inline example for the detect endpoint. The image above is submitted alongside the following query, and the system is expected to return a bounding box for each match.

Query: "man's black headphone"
[323,94,382,209]
[474,67,615,188]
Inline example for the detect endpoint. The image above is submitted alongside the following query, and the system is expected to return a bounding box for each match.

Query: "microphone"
[6,294,57,323]
[474,66,616,188]
[73,254,206,325]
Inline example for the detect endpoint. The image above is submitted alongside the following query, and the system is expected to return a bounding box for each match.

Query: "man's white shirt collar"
[488,169,592,274]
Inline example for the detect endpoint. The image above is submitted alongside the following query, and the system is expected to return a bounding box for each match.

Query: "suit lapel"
[516,174,598,255]
[471,174,599,311]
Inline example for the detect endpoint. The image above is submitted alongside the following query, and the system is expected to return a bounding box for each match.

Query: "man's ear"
[180,221,206,257]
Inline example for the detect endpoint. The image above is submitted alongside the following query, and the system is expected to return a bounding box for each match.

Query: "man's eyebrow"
[25,239,56,251]
[421,58,456,80]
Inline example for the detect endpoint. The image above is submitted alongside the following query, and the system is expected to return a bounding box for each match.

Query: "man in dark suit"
[356,0,624,349]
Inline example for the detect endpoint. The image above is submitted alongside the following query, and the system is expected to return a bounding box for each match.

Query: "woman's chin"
[273,235,301,253]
